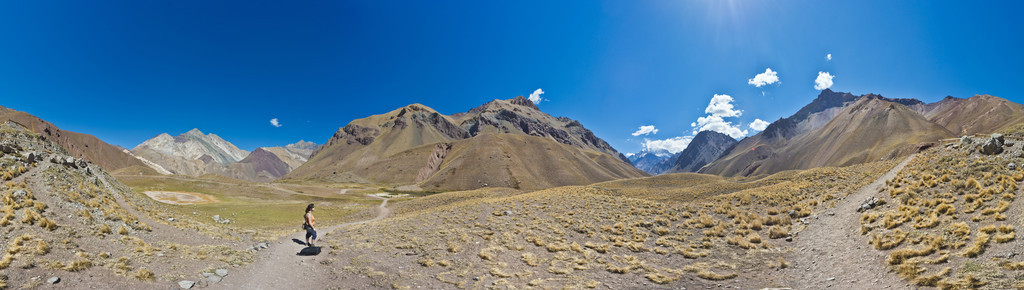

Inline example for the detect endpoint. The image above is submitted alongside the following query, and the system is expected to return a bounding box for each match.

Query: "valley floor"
[9,141,1022,289]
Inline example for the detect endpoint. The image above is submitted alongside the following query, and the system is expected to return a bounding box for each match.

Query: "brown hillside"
[419,133,646,191]
[701,90,866,176]
[454,96,628,162]
[924,94,1024,135]
[292,133,646,191]
[285,98,644,189]
[703,97,953,176]
[0,105,146,172]
[227,148,292,182]
[287,103,467,181]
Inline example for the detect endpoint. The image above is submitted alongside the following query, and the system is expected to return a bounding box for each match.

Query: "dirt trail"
[780,154,916,289]
[213,199,390,289]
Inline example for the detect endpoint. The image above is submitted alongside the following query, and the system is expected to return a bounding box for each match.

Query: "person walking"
[303,203,317,247]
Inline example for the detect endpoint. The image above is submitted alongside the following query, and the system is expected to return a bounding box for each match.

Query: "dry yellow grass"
[860,143,1024,287]
[327,160,894,288]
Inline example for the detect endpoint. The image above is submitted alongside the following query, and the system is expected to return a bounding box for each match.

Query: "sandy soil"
[143,191,220,205]
[213,199,390,289]
[780,154,916,289]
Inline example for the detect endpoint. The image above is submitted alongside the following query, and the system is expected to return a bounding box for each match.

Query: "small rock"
[47,277,60,284]
[202,273,214,278]
[473,276,480,281]
[212,215,221,221]
[12,189,27,198]
[1010,163,1017,171]
[215,269,228,277]
[788,209,797,217]
[785,237,793,242]
[168,218,175,222]
[857,197,879,212]
[826,277,836,281]
[827,212,835,216]
[178,280,195,289]
[206,275,222,283]
[258,242,269,249]
[503,210,513,216]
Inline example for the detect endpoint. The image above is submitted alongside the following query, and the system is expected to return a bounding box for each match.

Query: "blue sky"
[1,1,1021,155]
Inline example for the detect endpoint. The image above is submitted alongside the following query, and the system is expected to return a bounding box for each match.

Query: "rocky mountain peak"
[509,96,540,110]
[668,130,738,173]
[286,140,318,151]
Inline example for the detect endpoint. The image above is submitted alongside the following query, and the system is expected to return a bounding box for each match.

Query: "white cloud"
[631,125,658,136]
[689,94,753,139]
[747,68,780,87]
[528,88,545,104]
[636,94,761,154]
[705,94,742,118]
[642,136,693,154]
[749,119,770,131]
[827,53,832,61]
[814,71,834,90]
[270,118,282,128]
[692,115,748,139]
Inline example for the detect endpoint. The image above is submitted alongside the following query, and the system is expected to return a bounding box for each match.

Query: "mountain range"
[130,129,317,182]
[628,130,739,175]
[285,96,647,190]
[700,89,1024,176]
[4,89,1022,188]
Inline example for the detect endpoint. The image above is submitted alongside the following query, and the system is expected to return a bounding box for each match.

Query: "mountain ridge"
[700,90,984,176]
[286,97,647,190]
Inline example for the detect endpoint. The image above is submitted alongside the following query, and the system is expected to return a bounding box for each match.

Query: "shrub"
[133,269,155,281]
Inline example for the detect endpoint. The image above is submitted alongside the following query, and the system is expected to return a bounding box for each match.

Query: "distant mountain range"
[130,129,317,182]
[4,88,1022,188]
[628,130,738,175]
[627,150,676,175]
[701,89,1024,176]
[285,96,647,190]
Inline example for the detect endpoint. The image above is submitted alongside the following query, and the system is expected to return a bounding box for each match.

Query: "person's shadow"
[298,246,321,256]
[292,238,321,256]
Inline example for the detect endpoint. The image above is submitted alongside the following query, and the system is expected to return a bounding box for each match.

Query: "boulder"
[980,137,1004,155]
[0,143,20,154]
[960,136,973,147]
[178,280,195,289]
[75,158,88,168]
[992,133,1005,146]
